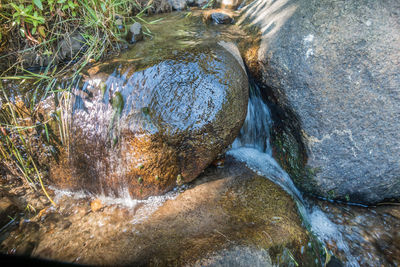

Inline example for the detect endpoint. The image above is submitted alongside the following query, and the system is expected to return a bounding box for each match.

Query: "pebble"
[90,199,103,212]
[126,22,143,44]
[211,12,233,24]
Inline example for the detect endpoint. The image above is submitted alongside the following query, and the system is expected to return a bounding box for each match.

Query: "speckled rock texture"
[50,43,248,199]
[240,0,400,203]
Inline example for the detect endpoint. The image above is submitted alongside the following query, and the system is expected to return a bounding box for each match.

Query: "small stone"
[220,0,243,9]
[211,12,233,24]
[167,0,187,10]
[126,22,143,44]
[90,199,102,212]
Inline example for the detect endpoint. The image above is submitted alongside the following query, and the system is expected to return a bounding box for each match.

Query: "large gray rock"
[51,43,248,199]
[240,0,400,203]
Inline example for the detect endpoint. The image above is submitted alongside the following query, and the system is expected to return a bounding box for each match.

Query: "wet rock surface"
[1,159,321,266]
[203,9,237,25]
[211,12,234,24]
[50,37,248,198]
[310,198,400,266]
[126,22,143,44]
[240,0,400,203]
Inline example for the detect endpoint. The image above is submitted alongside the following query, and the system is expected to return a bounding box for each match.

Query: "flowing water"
[2,9,399,267]
[230,81,302,202]
[227,80,399,267]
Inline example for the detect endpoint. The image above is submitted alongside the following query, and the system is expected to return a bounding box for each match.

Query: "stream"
[0,8,399,267]
[229,81,356,266]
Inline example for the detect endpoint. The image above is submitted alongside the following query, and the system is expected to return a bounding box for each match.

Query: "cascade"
[228,80,359,267]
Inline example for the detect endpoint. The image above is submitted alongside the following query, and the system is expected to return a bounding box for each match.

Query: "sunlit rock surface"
[2,159,321,266]
[51,38,248,198]
[239,0,400,203]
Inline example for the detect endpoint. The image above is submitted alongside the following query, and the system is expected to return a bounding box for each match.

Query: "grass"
[0,0,170,206]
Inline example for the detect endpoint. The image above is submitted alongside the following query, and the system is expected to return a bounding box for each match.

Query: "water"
[231,82,273,154]
[51,186,181,225]
[229,81,302,202]
[228,80,360,266]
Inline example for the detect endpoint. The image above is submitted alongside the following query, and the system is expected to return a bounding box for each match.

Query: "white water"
[51,186,181,225]
[228,81,358,266]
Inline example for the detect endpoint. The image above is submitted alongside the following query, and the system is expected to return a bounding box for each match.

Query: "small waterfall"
[229,81,303,202]
[228,80,358,266]
[232,82,272,154]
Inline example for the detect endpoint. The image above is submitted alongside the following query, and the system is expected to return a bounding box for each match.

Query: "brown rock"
[51,43,248,199]
[90,199,103,212]
[8,160,321,265]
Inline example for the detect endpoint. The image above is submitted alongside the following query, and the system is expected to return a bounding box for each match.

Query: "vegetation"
[0,0,169,204]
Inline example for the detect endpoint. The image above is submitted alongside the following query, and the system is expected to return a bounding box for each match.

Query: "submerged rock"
[2,159,322,266]
[240,0,400,203]
[311,198,400,266]
[211,12,234,24]
[203,9,236,25]
[50,42,248,199]
[126,22,143,44]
